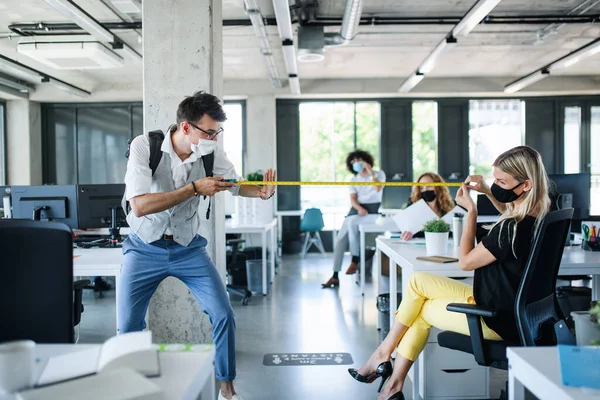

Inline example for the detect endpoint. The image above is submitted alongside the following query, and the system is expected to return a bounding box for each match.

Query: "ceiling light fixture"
[44,0,115,42]
[453,0,503,37]
[399,73,425,93]
[504,70,550,93]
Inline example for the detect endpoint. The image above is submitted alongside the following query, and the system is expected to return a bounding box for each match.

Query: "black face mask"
[421,190,436,203]
[491,182,525,203]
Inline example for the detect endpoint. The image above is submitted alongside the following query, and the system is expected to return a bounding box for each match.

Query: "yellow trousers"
[394,272,503,362]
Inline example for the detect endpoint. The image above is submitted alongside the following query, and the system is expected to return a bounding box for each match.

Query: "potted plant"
[423,219,451,256]
[572,301,600,346]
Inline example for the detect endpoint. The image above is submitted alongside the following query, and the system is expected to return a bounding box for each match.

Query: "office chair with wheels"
[226,237,252,306]
[437,209,575,399]
[300,208,326,257]
[0,219,87,343]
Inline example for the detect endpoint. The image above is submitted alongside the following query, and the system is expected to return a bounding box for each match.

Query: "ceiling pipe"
[324,0,363,46]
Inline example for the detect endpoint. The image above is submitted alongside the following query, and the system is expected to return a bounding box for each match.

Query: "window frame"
[0,100,6,185]
[223,100,247,177]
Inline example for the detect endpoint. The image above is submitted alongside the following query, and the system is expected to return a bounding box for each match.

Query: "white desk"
[12,344,216,400]
[507,347,600,400]
[225,218,277,296]
[375,237,600,400]
[73,247,123,332]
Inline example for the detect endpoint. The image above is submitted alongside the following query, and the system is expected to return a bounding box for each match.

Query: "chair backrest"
[300,208,324,232]
[0,219,75,343]
[515,208,574,346]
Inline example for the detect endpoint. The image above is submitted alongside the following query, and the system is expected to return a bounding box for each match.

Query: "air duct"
[324,0,363,46]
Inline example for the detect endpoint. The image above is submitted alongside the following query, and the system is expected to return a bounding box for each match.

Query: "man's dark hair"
[176,91,227,125]
[346,149,375,175]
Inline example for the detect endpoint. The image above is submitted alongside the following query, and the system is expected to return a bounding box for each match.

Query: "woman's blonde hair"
[410,172,455,216]
[491,146,551,253]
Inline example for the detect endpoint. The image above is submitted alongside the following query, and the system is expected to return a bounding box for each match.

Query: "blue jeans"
[118,233,236,381]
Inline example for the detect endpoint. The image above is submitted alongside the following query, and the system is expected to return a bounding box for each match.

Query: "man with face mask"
[121,91,275,400]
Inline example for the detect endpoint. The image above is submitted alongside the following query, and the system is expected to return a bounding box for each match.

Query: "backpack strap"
[148,130,165,176]
[202,152,215,219]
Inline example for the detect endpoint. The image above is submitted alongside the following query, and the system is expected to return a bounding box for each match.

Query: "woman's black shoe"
[386,392,404,400]
[348,361,392,393]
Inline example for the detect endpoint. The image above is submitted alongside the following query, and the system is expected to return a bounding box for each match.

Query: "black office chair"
[437,209,575,398]
[226,237,252,306]
[0,219,88,343]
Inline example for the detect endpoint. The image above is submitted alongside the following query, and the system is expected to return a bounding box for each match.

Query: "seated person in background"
[349,146,550,400]
[322,150,386,288]
[400,172,455,241]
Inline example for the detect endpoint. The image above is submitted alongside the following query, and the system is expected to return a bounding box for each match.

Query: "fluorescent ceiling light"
[0,84,29,99]
[0,55,42,82]
[0,76,34,93]
[281,44,298,75]
[549,39,600,71]
[453,0,502,37]
[43,77,90,97]
[18,42,124,69]
[118,44,142,63]
[271,0,294,40]
[504,70,549,93]
[399,73,424,93]
[419,37,457,74]
[110,0,141,14]
[288,76,301,95]
[44,0,115,43]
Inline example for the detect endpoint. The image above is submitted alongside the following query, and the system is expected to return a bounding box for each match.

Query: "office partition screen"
[0,101,5,185]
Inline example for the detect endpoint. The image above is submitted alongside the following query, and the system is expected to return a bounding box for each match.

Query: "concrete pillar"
[6,100,42,185]
[143,0,224,343]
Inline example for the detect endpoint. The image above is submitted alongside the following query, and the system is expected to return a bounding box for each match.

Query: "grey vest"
[126,152,207,246]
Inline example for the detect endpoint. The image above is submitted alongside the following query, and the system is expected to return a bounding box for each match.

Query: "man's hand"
[258,169,277,200]
[401,231,414,241]
[357,207,368,217]
[464,175,490,195]
[193,177,236,196]
[455,184,476,213]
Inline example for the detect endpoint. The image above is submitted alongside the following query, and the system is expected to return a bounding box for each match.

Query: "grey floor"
[78,253,508,400]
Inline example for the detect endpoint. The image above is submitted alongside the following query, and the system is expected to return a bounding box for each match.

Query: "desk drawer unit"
[419,329,490,399]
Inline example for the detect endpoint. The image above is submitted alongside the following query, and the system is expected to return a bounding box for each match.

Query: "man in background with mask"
[121,91,276,400]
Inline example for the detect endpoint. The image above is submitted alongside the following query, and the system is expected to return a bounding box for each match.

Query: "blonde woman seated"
[322,150,386,288]
[348,146,550,400]
[400,172,456,241]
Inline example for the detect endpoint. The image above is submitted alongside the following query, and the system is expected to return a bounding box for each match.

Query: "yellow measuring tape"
[235,181,462,187]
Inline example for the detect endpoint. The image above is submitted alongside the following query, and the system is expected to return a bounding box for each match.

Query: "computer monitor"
[76,184,128,247]
[381,182,412,209]
[10,185,79,228]
[548,173,591,219]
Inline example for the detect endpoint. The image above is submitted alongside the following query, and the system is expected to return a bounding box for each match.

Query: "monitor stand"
[77,207,124,249]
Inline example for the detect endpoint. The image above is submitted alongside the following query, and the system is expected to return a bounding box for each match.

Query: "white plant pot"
[572,311,600,346]
[425,232,449,256]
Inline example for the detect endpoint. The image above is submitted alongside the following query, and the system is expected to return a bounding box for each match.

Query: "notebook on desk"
[36,331,160,387]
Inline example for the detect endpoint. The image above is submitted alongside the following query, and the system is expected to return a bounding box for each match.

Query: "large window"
[591,107,600,216]
[222,102,245,177]
[0,101,5,185]
[564,106,582,174]
[412,101,438,181]
[469,100,525,182]
[43,104,142,184]
[299,101,380,229]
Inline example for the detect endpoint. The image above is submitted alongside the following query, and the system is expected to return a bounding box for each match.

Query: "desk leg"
[262,232,267,296]
[389,260,397,330]
[508,366,525,400]
[360,230,366,296]
[115,272,120,334]
[593,275,600,301]
[277,215,283,257]
[270,227,276,279]
[200,367,216,400]
[377,248,383,330]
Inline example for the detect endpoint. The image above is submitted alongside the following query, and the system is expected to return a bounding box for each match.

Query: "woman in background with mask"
[348,146,550,400]
[322,150,386,288]
[400,172,456,241]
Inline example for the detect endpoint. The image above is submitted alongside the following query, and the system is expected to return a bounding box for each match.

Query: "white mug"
[0,340,36,394]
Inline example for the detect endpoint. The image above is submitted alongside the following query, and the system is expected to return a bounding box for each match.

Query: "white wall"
[6,100,42,185]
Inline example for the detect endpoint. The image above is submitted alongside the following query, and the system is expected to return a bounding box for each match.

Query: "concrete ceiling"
[0,0,599,100]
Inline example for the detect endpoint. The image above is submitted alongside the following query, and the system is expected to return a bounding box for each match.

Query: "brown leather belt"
[162,234,174,240]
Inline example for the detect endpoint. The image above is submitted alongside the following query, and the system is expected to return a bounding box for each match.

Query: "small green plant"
[246,170,264,182]
[591,301,600,345]
[422,218,451,233]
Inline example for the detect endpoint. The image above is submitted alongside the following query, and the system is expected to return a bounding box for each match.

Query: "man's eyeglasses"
[187,121,223,139]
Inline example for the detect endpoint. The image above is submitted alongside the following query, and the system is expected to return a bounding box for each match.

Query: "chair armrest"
[446,303,497,318]
[446,303,498,366]
[73,279,90,290]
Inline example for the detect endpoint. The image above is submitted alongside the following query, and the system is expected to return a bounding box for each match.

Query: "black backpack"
[124,129,215,219]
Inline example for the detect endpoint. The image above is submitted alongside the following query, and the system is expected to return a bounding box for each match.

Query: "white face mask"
[191,138,218,156]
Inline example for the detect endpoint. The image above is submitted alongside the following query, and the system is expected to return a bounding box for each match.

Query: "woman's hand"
[455,184,476,213]
[258,168,277,200]
[357,207,368,217]
[464,175,490,195]
[401,231,414,241]
[363,161,373,173]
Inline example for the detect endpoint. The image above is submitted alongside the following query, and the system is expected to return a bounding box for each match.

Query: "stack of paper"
[392,199,465,234]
